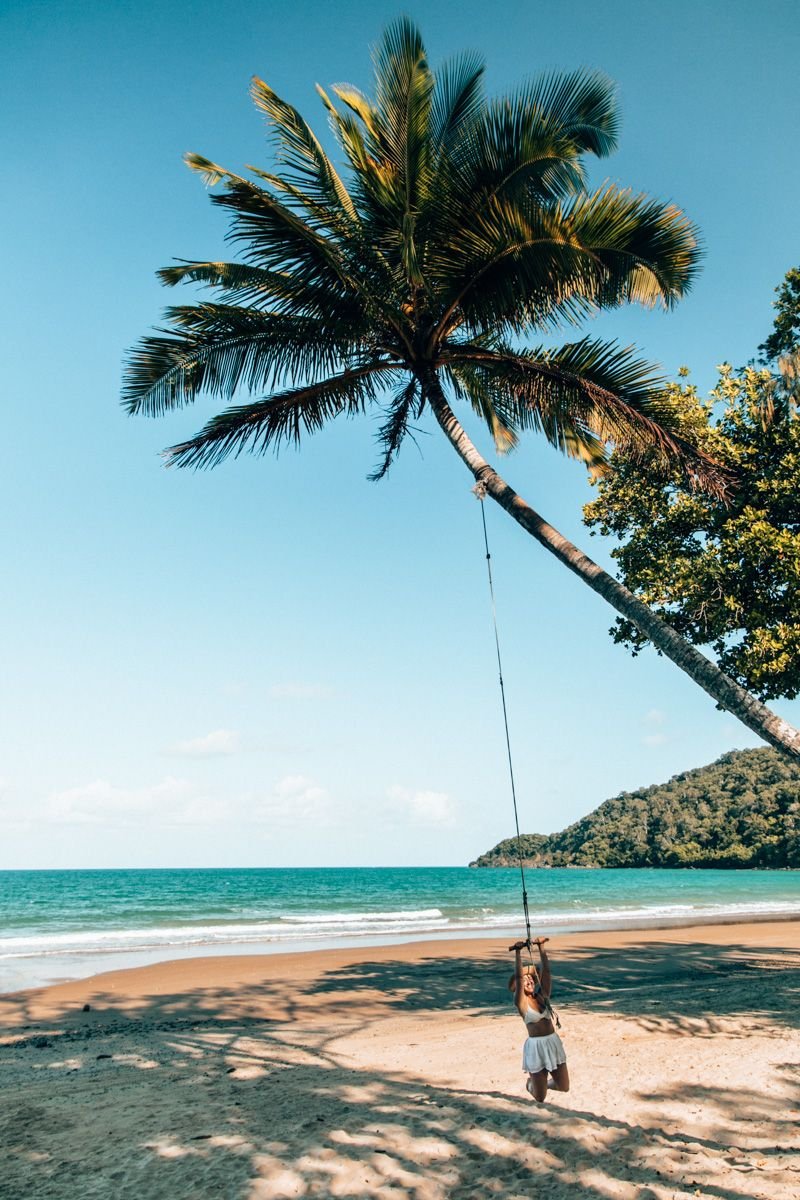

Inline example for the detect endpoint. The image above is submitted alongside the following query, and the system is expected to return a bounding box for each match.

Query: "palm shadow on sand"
[2,938,799,1198]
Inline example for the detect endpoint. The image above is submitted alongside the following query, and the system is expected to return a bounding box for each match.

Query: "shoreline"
[4,913,800,1011]
[4,904,800,997]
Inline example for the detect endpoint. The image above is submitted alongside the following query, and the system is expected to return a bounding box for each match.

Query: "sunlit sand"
[2,922,799,1198]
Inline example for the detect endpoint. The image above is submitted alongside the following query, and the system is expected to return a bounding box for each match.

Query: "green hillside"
[470,748,800,869]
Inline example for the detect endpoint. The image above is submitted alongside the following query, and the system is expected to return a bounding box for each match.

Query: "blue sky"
[2,0,799,868]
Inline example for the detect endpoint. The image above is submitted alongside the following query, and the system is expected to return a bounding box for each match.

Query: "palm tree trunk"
[426,385,800,760]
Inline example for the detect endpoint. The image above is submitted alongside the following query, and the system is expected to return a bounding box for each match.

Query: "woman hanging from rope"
[509,936,569,1103]
[473,491,569,1100]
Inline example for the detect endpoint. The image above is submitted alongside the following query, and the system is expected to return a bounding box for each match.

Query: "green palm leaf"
[250,77,358,223]
[123,306,368,416]
[368,377,422,480]
[166,363,398,468]
[445,339,733,496]
[428,52,485,157]
[156,260,358,318]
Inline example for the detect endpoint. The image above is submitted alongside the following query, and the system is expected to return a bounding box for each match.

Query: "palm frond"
[325,83,382,144]
[444,339,734,498]
[445,362,519,453]
[210,176,352,288]
[518,69,619,159]
[429,51,485,157]
[123,306,368,416]
[567,186,702,307]
[429,182,700,341]
[368,376,421,480]
[319,86,375,169]
[429,205,604,341]
[369,19,436,281]
[461,93,588,203]
[156,259,358,318]
[371,17,432,178]
[250,77,358,222]
[320,96,400,229]
[211,175,410,335]
[424,67,617,256]
[184,153,233,186]
[166,363,399,468]
[446,354,609,466]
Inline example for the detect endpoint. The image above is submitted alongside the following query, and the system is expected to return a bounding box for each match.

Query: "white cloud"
[642,732,668,748]
[387,785,457,826]
[644,709,666,726]
[269,682,333,700]
[44,771,336,832]
[253,774,331,825]
[273,774,327,802]
[46,776,196,825]
[168,729,241,757]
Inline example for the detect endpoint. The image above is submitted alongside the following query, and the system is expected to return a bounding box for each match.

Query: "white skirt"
[522,1032,566,1074]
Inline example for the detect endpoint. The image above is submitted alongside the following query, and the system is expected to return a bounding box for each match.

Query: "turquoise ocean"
[2,866,799,993]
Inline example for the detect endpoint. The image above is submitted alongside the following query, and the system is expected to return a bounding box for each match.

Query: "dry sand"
[1,921,799,1199]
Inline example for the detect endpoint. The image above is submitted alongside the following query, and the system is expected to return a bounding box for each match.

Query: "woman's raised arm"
[534,938,552,998]
[511,940,527,1007]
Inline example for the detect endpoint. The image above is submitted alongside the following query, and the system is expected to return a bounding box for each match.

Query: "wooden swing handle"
[508,937,549,951]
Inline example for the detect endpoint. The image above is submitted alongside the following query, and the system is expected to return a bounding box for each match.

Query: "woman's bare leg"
[526,1070,549,1103]
[548,1063,570,1092]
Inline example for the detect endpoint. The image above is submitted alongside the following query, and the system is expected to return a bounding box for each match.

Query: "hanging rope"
[473,480,533,951]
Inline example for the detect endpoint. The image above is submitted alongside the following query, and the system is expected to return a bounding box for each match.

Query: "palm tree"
[124,19,800,758]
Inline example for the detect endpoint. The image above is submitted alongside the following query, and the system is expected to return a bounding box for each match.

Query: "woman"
[509,937,569,1103]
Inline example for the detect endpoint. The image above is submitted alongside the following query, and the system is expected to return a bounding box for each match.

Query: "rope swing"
[473,481,534,955]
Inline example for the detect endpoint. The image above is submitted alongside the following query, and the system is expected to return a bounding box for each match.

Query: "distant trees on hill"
[470,748,800,868]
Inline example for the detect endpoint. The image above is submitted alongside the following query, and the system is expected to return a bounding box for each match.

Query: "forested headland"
[470,748,800,868]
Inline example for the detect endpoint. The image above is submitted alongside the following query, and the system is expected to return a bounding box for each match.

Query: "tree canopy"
[759,267,800,364]
[124,19,721,491]
[584,268,800,700]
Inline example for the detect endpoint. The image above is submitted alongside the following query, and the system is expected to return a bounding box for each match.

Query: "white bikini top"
[523,1005,548,1024]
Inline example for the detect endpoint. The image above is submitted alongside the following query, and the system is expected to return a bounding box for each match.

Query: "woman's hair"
[508,964,539,992]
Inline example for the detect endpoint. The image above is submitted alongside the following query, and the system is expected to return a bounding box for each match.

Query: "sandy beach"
[2,920,799,1199]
